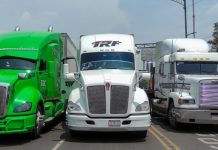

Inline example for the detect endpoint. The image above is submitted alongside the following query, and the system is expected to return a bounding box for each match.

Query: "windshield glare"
[80,52,135,71]
[0,56,36,70]
[176,61,218,75]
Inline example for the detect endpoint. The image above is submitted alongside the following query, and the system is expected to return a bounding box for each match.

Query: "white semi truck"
[151,38,218,129]
[65,34,151,138]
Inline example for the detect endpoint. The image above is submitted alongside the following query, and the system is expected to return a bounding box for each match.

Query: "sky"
[0,0,217,46]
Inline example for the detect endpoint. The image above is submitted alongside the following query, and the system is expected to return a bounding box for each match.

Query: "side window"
[39,60,46,71]
[159,63,164,75]
[170,63,174,75]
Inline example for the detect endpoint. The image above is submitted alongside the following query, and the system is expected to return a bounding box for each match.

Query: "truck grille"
[200,81,218,107]
[87,85,106,114]
[0,84,9,117]
[87,85,130,115]
[110,85,129,114]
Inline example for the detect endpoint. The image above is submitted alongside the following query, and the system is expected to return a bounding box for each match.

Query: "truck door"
[46,44,61,99]
[38,60,48,99]
[159,62,173,97]
[38,44,61,101]
[154,62,168,113]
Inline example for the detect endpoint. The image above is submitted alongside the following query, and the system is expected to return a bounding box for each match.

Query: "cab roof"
[0,31,61,60]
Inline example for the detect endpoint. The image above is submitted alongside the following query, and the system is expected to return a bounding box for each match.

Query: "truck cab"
[151,38,218,128]
[65,34,151,138]
[0,31,77,138]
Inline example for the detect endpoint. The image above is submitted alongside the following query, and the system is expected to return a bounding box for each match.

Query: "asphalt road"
[1,117,218,150]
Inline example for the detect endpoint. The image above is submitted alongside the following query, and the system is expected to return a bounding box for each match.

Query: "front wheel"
[30,105,44,139]
[168,103,180,129]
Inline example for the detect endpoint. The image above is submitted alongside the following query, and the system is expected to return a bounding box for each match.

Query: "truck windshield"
[0,56,36,70]
[81,52,134,71]
[176,61,218,75]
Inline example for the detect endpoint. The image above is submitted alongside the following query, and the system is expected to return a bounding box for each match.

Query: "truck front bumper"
[66,113,151,132]
[0,114,35,134]
[174,108,218,124]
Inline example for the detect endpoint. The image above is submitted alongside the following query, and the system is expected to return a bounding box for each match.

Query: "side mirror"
[139,72,151,81]
[64,73,76,80]
[63,64,69,74]
[64,63,80,80]
[18,73,27,79]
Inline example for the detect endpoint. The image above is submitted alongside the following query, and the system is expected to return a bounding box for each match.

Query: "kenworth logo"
[92,41,122,48]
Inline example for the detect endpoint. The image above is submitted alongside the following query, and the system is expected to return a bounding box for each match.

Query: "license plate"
[108,120,121,127]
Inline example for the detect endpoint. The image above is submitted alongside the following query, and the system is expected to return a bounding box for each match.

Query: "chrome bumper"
[174,108,218,124]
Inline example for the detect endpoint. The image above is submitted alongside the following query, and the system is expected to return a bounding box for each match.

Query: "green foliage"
[208,22,218,51]
[139,79,148,90]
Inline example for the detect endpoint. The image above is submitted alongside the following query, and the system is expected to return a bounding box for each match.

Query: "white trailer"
[151,38,218,129]
[61,33,78,104]
[65,34,151,138]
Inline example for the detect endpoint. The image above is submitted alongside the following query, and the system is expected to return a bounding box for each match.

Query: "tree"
[208,22,218,52]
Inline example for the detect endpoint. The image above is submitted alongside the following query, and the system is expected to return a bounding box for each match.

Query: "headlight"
[14,102,32,112]
[67,101,81,112]
[135,101,150,112]
[178,98,195,105]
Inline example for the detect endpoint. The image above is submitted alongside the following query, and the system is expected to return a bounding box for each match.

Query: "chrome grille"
[87,85,106,114]
[0,84,9,117]
[200,81,218,107]
[110,85,129,114]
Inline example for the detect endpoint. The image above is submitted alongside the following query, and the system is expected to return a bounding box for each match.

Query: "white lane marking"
[198,138,218,145]
[196,133,218,149]
[211,146,218,149]
[196,134,216,137]
[52,140,65,150]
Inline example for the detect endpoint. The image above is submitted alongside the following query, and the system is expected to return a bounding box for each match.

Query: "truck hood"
[80,69,135,86]
[0,70,19,85]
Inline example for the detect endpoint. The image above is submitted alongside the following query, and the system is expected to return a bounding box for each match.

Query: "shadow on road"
[0,116,64,147]
[0,133,31,147]
[60,130,146,143]
[42,115,65,133]
[59,121,147,143]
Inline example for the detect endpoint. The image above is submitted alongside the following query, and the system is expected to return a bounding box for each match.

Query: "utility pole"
[192,0,196,38]
[171,0,188,38]
[184,0,187,38]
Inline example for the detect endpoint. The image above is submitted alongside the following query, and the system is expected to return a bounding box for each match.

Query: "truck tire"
[31,105,44,139]
[150,99,158,117]
[135,131,147,139]
[168,103,180,129]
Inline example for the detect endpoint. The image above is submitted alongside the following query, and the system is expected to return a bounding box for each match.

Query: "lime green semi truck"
[0,31,77,138]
